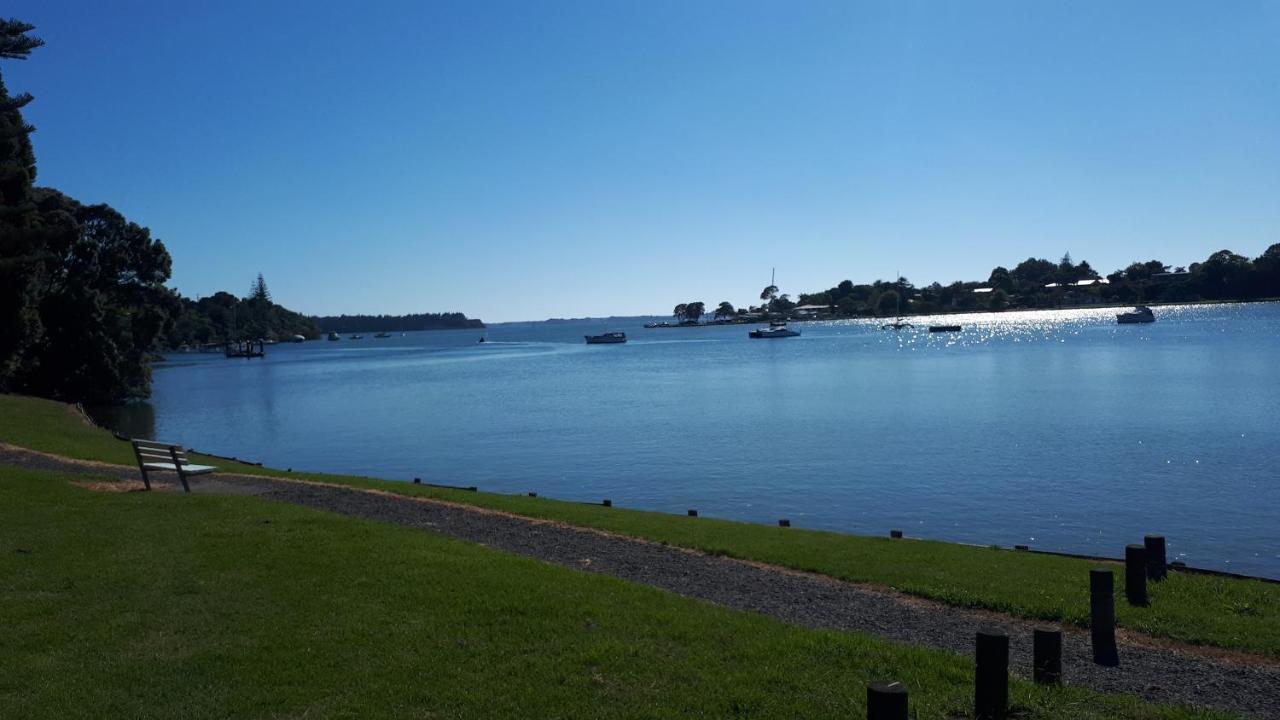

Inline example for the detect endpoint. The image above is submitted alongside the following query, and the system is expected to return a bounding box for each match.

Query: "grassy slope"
[2,394,1276,658]
[0,467,1229,719]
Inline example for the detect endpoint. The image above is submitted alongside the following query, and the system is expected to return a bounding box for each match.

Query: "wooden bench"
[131,440,217,493]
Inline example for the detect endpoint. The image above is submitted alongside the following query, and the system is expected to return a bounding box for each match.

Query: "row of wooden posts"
[405,482,1177,717]
[411,481,1176,609]
[868,535,1168,719]
[864,627,1048,720]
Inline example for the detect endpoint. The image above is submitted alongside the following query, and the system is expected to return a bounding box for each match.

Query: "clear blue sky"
[7,1,1279,322]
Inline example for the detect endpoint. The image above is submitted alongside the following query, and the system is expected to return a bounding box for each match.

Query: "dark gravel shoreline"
[3,446,1277,718]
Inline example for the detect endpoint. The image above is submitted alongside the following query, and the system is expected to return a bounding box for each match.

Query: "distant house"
[1043,278,1111,289]
[791,304,832,318]
[972,287,994,294]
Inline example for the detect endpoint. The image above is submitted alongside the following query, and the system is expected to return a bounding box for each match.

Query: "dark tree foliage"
[0,23,182,402]
[163,281,320,348]
[311,313,483,333]
[0,19,43,387]
[682,301,705,323]
[12,189,175,402]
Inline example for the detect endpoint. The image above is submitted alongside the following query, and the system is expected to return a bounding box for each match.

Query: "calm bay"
[100,302,1280,577]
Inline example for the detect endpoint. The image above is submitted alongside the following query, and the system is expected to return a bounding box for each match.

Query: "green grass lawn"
[2,393,1276,659]
[0,466,1232,719]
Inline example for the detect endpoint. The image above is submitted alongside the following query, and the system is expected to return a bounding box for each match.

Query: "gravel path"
[4,445,1277,718]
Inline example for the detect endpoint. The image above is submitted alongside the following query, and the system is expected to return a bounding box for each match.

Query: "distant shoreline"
[643,296,1280,328]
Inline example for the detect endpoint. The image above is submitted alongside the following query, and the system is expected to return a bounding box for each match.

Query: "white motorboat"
[1117,306,1155,324]
[585,332,627,344]
[749,322,800,339]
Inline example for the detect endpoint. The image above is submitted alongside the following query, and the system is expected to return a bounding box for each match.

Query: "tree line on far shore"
[311,313,483,333]
[672,247,1280,322]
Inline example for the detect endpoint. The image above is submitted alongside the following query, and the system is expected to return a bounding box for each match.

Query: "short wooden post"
[1090,569,1118,666]
[1033,628,1062,685]
[889,529,903,539]
[413,477,421,484]
[866,680,908,720]
[688,509,698,517]
[975,631,1008,720]
[602,499,612,507]
[1144,535,1167,581]
[778,519,790,527]
[528,492,537,498]
[1125,545,1148,606]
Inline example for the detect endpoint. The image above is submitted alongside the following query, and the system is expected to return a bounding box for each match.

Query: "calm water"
[104,304,1280,577]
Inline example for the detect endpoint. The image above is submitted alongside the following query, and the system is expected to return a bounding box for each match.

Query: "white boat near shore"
[749,322,800,338]
[1117,306,1155,324]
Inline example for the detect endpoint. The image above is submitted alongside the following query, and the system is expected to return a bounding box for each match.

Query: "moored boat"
[585,332,627,344]
[749,322,800,339]
[928,325,962,332]
[881,319,913,330]
[327,332,340,341]
[374,332,392,338]
[1117,306,1155,324]
[291,334,306,343]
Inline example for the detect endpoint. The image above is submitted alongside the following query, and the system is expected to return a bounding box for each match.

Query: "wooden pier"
[225,340,266,358]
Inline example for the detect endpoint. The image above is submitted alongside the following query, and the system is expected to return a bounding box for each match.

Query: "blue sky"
[7,1,1279,321]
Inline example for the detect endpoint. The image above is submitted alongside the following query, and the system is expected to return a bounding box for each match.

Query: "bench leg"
[169,447,191,493]
[139,468,151,491]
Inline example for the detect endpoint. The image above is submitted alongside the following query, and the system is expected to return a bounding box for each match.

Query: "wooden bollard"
[866,680,908,720]
[1033,628,1062,685]
[528,491,537,498]
[975,631,1008,720]
[688,509,698,517]
[1125,545,1148,606]
[602,499,612,507]
[1090,569,1119,666]
[778,519,790,527]
[889,529,903,539]
[413,477,421,484]
[1144,535,1167,581]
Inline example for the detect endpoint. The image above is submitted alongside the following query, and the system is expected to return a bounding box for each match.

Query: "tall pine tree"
[0,19,44,389]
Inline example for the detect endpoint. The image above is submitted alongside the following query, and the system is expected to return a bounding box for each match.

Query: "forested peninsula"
[0,22,479,403]
[669,249,1280,323]
[312,313,483,333]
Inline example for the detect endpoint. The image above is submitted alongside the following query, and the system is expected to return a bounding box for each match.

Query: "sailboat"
[881,275,913,330]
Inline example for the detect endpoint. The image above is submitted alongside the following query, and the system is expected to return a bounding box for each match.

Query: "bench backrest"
[132,439,190,466]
